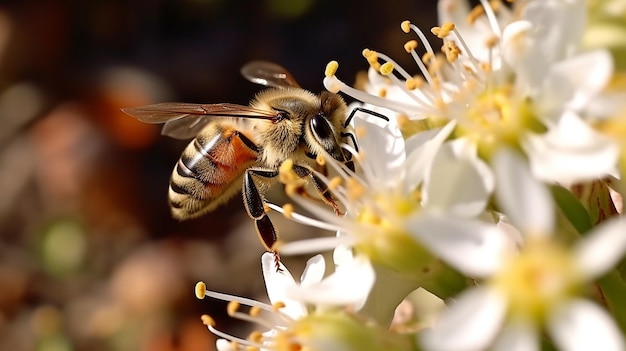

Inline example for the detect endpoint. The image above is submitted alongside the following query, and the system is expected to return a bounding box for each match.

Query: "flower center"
[353,194,434,275]
[490,239,581,323]
[454,85,531,159]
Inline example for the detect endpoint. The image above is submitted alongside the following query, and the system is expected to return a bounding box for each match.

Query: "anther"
[405,78,417,90]
[249,331,263,343]
[422,52,434,64]
[272,301,286,311]
[282,204,294,218]
[467,4,485,25]
[404,40,418,53]
[380,62,394,76]
[378,87,387,98]
[195,281,207,299]
[328,176,342,191]
[346,178,365,200]
[431,22,455,38]
[249,306,261,318]
[227,301,241,316]
[401,20,411,33]
[485,35,499,49]
[325,61,339,77]
[316,154,326,166]
[279,159,298,184]
[362,49,381,70]
[444,41,461,63]
[201,314,216,327]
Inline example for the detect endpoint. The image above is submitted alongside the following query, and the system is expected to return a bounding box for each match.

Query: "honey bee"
[122,61,358,254]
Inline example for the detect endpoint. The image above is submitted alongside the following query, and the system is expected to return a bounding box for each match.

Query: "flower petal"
[491,321,539,351]
[216,339,236,351]
[420,286,507,351]
[574,216,626,280]
[522,0,585,64]
[300,254,325,287]
[261,252,307,319]
[404,120,456,192]
[538,50,613,115]
[423,139,493,218]
[523,112,619,184]
[410,215,510,277]
[547,299,625,351]
[332,231,355,267]
[353,109,406,190]
[286,255,375,310]
[492,148,554,236]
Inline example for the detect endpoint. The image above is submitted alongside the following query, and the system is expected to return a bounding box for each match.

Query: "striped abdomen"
[169,123,260,219]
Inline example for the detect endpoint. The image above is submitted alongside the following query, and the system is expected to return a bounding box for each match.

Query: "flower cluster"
[196,0,626,350]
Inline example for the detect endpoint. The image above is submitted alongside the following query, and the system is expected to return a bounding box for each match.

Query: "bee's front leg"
[243,168,282,270]
[291,163,343,216]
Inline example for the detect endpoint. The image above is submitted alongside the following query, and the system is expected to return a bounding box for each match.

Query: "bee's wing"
[240,61,301,89]
[122,102,278,139]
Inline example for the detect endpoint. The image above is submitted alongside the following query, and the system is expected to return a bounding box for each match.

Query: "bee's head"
[305,91,348,163]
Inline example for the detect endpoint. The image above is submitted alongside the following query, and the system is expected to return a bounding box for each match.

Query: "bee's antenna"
[343,107,389,128]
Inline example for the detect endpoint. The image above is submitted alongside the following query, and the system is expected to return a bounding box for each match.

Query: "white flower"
[420,149,626,351]
[271,108,510,304]
[197,253,413,351]
[262,252,375,313]
[323,0,619,184]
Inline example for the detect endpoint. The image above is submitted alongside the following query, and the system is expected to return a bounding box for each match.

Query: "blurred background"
[0,0,439,350]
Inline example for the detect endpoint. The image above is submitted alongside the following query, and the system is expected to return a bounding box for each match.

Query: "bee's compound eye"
[310,113,333,141]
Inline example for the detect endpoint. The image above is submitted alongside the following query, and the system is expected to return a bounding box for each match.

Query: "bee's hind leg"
[243,168,283,270]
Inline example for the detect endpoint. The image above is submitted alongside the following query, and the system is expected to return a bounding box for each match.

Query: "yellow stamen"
[316,154,326,166]
[249,306,261,317]
[325,61,339,77]
[362,49,381,71]
[485,35,499,49]
[405,78,417,90]
[201,314,215,327]
[378,87,387,97]
[282,203,294,218]
[227,301,240,316]
[380,62,394,76]
[285,183,297,196]
[279,159,299,184]
[490,0,502,11]
[422,52,434,64]
[401,20,411,33]
[249,331,263,343]
[346,177,365,200]
[412,75,425,88]
[444,41,462,63]
[272,301,286,311]
[431,22,455,38]
[404,40,418,53]
[195,281,207,299]
[328,176,342,191]
[467,5,485,25]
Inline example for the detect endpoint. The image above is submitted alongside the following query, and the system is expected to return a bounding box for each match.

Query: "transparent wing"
[240,61,301,89]
[122,102,278,139]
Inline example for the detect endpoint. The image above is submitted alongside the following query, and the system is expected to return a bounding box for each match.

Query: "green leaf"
[550,185,593,235]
